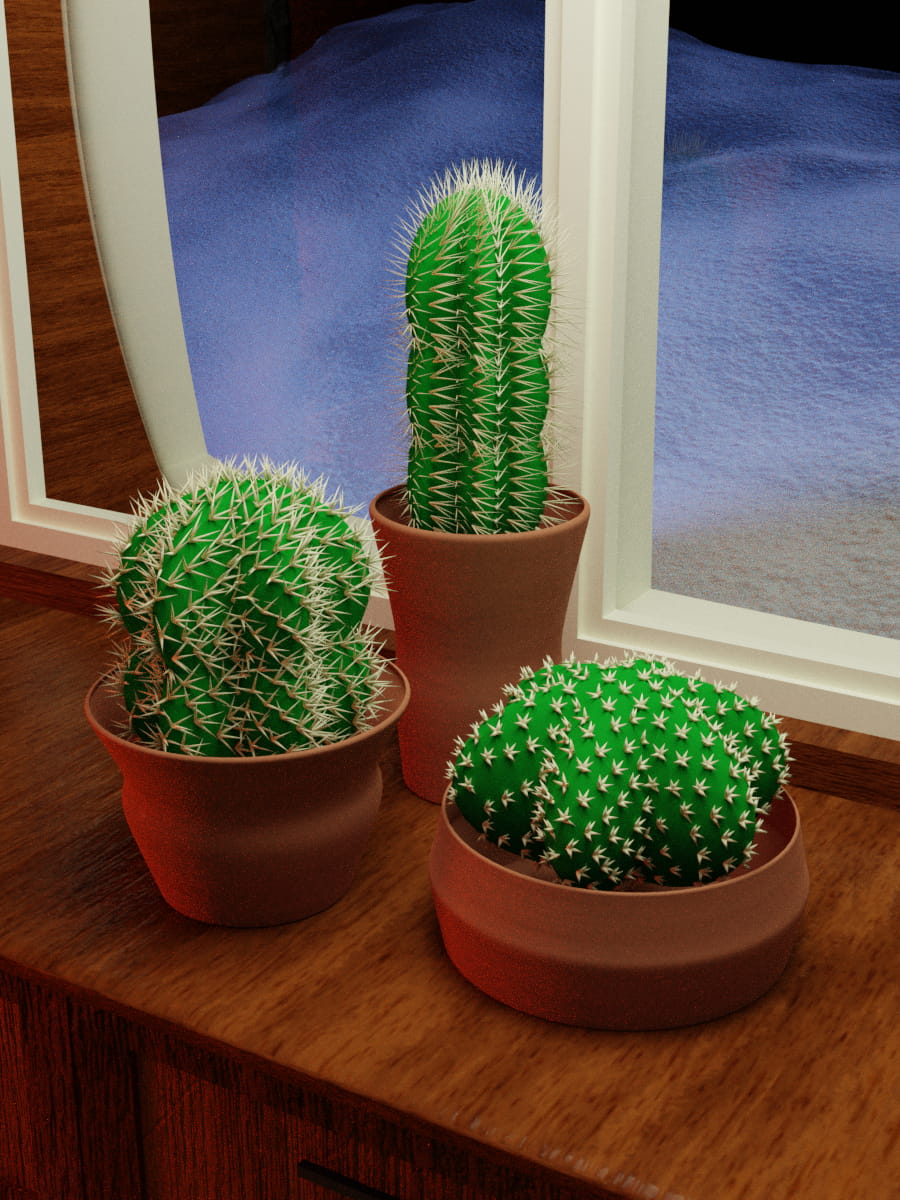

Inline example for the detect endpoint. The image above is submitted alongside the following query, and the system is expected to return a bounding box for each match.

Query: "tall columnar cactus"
[400,160,555,534]
[447,655,792,888]
[102,460,386,757]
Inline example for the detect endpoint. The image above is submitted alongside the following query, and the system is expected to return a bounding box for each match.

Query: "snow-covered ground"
[159,0,544,503]
[655,30,899,637]
[159,1,899,638]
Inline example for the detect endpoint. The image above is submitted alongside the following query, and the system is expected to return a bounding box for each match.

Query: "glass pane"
[652,24,899,639]
[153,0,545,510]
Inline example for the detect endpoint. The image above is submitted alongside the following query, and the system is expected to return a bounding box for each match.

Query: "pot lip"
[436,787,802,902]
[85,658,410,764]
[369,484,589,543]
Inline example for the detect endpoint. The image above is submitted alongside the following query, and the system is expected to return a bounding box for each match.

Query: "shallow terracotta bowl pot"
[430,790,809,1029]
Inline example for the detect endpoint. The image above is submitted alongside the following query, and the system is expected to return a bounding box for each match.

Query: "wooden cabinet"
[0,598,898,1200]
[0,971,597,1200]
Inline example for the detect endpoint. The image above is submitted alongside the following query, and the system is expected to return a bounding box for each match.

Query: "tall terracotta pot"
[369,486,589,803]
[85,662,409,927]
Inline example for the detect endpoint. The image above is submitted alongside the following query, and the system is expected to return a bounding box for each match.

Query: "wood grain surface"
[4,0,162,513]
[1,595,898,1199]
[4,2,894,1191]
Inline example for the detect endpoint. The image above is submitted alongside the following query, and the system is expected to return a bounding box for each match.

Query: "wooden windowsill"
[2,551,897,808]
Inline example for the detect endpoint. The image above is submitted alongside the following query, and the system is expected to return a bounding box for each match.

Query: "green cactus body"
[448,656,791,888]
[402,160,553,534]
[104,461,385,756]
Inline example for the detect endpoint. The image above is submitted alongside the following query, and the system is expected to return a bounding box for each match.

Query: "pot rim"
[85,658,410,765]
[437,786,802,903]
[369,484,588,544]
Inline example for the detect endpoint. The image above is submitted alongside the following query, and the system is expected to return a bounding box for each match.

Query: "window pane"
[154,0,545,510]
[652,27,899,639]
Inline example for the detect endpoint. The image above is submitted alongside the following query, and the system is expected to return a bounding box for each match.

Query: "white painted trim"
[61,0,210,489]
[575,591,900,739]
[0,0,124,563]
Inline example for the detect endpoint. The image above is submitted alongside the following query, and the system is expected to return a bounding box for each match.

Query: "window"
[554,0,898,736]
[1,0,897,735]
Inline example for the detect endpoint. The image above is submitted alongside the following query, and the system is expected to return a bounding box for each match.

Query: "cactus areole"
[401,160,557,535]
[102,459,387,757]
[448,655,792,889]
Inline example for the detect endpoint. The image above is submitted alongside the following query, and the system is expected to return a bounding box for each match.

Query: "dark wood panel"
[4,0,161,512]
[11,984,87,1200]
[66,1000,145,1199]
[149,1,467,116]
[1,964,624,1200]
[0,981,34,1193]
[0,1182,39,1199]
[139,1056,294,1199]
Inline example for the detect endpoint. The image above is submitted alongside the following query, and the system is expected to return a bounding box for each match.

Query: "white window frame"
[0,0,210,565]
[1,0,897,736]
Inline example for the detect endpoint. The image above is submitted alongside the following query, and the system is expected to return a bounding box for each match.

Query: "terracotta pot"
[85,662,409,927]
[430,789,809,1030]
[368,486,589,803]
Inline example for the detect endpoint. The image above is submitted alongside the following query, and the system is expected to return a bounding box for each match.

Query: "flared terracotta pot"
[85,662,409,927]
[369,486,589,803]
[430,790,809,1030]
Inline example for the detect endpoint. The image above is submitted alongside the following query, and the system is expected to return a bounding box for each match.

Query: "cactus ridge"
[447,655,792,889]
[400,160,555,534]
[102,459,387,757]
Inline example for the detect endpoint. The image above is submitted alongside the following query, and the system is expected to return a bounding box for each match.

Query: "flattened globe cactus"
[447,655,792,888]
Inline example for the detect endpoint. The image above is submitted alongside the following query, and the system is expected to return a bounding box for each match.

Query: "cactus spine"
[401,160,554,534]
[102,459,386,757]
[447,655,792,889]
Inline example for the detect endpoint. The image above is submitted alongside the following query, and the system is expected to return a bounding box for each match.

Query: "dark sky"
[668,3,898,74]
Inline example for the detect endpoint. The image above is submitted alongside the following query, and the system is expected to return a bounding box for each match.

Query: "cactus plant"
[101,459,387,757]
[447,654,792,888]
[399,159,557,534]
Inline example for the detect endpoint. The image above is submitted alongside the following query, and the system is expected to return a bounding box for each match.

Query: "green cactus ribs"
[447,655,792,889]
[102,458,386,757]
[401,160,554,535]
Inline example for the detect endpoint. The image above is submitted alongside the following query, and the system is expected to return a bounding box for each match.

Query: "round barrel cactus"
[102,459,386,756]
[399,160,555,534]
[447,655,792,888]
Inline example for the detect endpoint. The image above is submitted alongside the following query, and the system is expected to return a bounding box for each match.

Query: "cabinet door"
[0,974,143,1200]
[1,972,611,1200]
[137,1038,612,1200]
